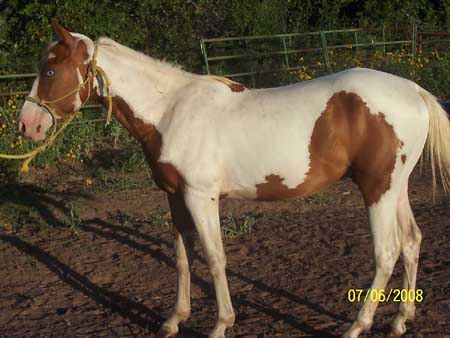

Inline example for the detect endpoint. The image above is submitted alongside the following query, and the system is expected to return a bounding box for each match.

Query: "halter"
[0,42,113,173]
[25,43,113,127]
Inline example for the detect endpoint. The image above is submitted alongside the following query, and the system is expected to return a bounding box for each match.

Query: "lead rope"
[0,42,113,174]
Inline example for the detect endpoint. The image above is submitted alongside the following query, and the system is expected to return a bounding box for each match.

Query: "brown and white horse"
[18,20,450,338]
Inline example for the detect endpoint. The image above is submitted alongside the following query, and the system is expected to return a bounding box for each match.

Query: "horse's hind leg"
[344,190,402,338]
[389,184,422,337]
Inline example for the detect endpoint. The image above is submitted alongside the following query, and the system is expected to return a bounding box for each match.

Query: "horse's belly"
[220,133,315,200]
[221,157,347,201]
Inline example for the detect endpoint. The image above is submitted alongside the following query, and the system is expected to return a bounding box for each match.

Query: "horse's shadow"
[0,183,344,338]
[0,183,202,337]
[0,182,79,227]
[76,215,347,337]
[0,234,166,334]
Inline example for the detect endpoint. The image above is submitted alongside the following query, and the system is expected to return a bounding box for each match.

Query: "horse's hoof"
[157,324,178,338]
[389,318,406,337]
[209,333,225,338]
[387,329,404,338]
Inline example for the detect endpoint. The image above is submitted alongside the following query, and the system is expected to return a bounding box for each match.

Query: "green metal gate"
[200,25,419,87]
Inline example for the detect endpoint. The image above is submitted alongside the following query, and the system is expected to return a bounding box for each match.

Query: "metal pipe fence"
[199,24,450,88]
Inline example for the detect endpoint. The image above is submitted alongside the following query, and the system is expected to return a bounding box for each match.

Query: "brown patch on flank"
[401,154,407,164]
[256,91,401,206]
[211,76,246,92]
[96,95,183,194]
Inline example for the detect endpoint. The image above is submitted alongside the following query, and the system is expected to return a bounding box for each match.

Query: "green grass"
[302,191,333,205]
[0,202,46,233]
[221,214,256,238]
[91,168,142,192]
[62,201,82,236]
[106,210,170,229]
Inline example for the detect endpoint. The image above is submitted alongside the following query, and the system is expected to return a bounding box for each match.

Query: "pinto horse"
[18,20,450,338]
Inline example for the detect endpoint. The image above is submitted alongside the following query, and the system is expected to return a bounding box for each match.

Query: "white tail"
[418,89,450,194]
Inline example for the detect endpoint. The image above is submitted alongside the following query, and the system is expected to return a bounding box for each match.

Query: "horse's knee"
[402,227,421,264]
[207,252,227,277]
[375,245,400,276]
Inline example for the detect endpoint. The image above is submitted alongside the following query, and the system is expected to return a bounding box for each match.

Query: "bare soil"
[0,162,449,338]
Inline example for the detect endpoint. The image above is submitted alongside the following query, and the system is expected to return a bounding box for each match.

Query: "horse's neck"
[95,44,191,126]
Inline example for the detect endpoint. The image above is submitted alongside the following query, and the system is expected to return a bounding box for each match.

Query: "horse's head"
[19,19,94,141]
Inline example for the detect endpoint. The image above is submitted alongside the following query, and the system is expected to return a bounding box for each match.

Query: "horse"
[18,19,450,338]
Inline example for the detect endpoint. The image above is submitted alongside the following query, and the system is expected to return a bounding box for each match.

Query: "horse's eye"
[45,70,55,77]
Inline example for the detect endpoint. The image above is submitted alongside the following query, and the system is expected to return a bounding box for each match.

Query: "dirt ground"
[0,162,448,338]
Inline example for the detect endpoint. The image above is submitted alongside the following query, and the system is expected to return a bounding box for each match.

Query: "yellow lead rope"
[0,42,113,174]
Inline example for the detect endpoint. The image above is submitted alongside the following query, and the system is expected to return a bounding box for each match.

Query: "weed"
[221,214,256,238]
[111,145,147,172]
[92,168,141,192]
[303,191,333,205]
[62,202,82,235]
[0,203,44,233]
[117,262,129,270]
[146,213,170,228]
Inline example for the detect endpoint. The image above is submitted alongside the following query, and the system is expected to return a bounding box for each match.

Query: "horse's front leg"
[159,193,195,338]
[184,188,235,338]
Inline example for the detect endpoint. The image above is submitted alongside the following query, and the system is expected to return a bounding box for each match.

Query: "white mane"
[97,37,185,76]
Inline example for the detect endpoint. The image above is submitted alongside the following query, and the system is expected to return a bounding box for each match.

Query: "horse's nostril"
[19,121,26,135]
[36,125,41,133]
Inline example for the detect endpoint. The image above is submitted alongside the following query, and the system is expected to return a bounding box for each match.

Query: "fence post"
[382,23,386,54]
[200,39,210,74]
[281,36,290,69]
[319,31,331,72]
[412,23,417,59]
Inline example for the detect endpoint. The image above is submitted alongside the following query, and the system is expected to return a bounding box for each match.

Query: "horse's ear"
[50,18,75,47]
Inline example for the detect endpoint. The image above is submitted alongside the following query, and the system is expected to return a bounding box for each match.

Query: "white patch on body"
[72,68,83,110]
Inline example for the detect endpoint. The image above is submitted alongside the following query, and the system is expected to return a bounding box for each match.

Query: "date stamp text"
[347,289,423,303]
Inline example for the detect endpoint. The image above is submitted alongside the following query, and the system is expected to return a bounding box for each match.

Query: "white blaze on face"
[72,67,84,110]
[18,75,53,142]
